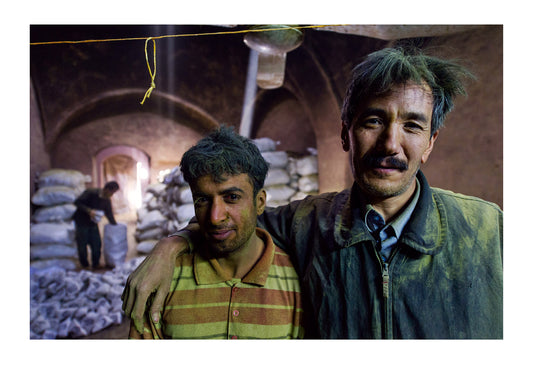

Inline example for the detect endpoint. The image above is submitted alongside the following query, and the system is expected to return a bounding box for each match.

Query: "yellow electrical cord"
[30,25,347,104]
[140,38,156,105]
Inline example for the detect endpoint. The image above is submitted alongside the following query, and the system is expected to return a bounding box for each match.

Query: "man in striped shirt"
[129,127,302,339]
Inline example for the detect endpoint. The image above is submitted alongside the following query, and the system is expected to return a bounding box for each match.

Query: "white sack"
[30,222,75,245]
[141,192,154,205]
[177,186,193,204]
[30,258,77,270]
[31,204,76,223]
[163,166,186,186]
[289,178,299,190]
[136,240,159,254]
[176,203,195,224]
[103,223,128,267]
[136,210,167,231]
[136,206,149,221]
[298,174,319,193]
[253,137,278,152]
[136,227,164,241]
[38,169,87,190]
[264,168,291,187]
[146,183,167,196]
[296,155,319,176]
[287,158,298,176]
[265,185,296,203]
[103,223,127,245]
[169,186,180,203]
[261,151,289,168]
[31,186,79,206]
[30,244,77,260]
[146,196,160,210]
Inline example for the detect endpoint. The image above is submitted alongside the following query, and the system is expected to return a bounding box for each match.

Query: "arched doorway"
[94,146,150,215]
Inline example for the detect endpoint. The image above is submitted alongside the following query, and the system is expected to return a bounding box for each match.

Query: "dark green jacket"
[259,171,503,339]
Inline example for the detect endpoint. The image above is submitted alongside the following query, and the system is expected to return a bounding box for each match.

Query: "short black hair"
[104,181,119,191]
[180,126,269,196]
[341,47,474,136]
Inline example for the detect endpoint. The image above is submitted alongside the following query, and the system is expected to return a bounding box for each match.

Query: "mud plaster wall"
[30,82,51,191]
[51,113,204,185]
[421,26,503,208]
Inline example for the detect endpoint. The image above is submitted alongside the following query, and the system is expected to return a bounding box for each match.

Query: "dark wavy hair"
[180,126,269,196]
[104,181,119,191]
[341,47,474,136]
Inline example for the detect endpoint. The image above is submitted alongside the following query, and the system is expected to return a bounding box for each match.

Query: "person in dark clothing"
[73,181,119,268]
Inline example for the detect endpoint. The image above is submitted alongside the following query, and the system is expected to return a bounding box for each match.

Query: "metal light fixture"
[244,25,304,89]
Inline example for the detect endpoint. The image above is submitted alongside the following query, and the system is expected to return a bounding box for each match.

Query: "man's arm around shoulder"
[121,226,197,334]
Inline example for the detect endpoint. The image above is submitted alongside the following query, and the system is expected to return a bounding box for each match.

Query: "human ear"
[421,130,439,164]
[255,189,267,215]
[341,122,350,152]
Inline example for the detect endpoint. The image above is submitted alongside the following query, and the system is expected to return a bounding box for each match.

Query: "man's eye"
[405,122,424,131]
[362,118,382,128]
[225,194,240,203]
[194,197,208,206]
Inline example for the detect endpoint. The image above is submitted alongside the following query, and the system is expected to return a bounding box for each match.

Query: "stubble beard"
[206,218,257,259]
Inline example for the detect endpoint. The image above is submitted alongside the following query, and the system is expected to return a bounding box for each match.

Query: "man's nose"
[377,124,402,154]
[209,198,227,224]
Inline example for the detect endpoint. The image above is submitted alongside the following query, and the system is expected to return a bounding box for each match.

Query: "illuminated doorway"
[94,146,150,215]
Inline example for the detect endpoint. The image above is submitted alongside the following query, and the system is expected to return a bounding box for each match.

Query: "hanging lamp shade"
[244,25,304,89]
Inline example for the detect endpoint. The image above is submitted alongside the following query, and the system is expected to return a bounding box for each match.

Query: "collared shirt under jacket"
[258,171,503,339]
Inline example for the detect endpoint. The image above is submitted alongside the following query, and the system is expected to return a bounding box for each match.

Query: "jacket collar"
[334,171,447,255]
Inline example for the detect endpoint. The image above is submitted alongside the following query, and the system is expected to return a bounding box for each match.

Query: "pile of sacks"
[30,169,89,270]
[30,257,144,339]
[134,167,195,254]
[257,138,319,207]
[134,137,319,253]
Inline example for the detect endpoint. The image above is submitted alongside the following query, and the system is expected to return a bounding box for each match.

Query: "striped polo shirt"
[129,228,303,339]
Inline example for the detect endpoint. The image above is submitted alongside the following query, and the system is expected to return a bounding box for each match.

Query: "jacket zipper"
[382,261,391,338]
[382,262,390,299]
[373,240,396,338]
[379,246,399,339]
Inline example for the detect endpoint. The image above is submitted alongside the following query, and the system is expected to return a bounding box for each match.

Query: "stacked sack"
[255,138,319,206]
[30,169,89,270]
[135,167,195,255]
[30,256,144,339]
[287,148,320,202]
[103,223,129,268]
[259,139,295,207]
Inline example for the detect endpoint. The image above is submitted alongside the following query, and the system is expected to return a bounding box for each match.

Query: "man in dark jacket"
[121,47,503,339]
[73,181,119,269]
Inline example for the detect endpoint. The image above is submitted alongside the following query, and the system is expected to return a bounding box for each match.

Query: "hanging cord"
[29,25,348,105]
[29,25,346,46]
[140,37,156,105]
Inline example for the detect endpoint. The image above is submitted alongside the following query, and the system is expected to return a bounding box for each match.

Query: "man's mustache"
[362,154,408,171]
